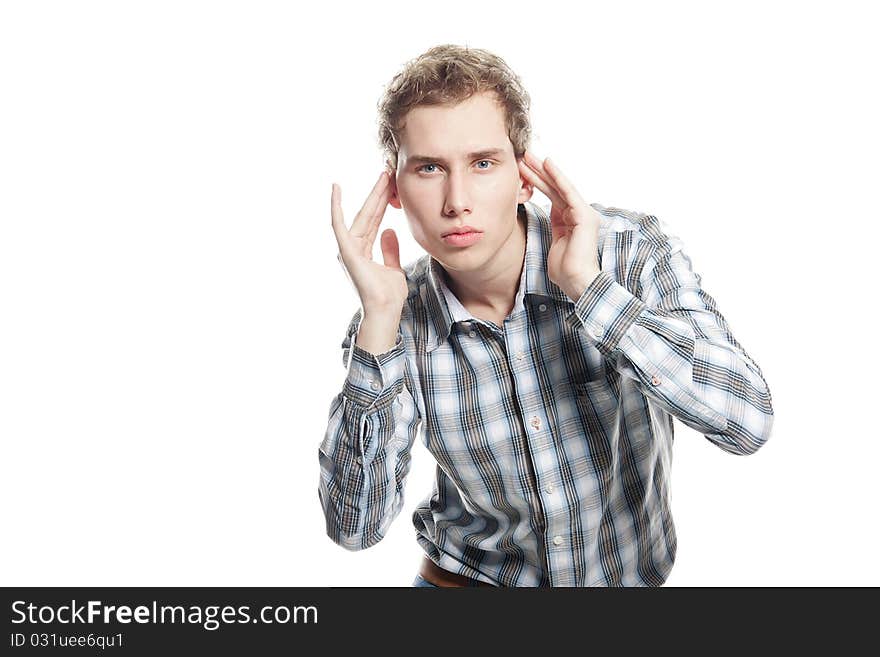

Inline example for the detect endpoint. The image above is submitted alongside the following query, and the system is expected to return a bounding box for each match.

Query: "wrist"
[356,308,403,356]
[563,269,601,302]
[361,304,403,325]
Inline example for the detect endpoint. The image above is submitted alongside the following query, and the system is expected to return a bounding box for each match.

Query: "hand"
[518,150,601,301]
[330,171,408,313]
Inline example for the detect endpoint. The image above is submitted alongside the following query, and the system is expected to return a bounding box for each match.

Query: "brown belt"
[419,556,494,587]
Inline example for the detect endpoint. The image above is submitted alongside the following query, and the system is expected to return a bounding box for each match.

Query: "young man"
[319,44,774,587]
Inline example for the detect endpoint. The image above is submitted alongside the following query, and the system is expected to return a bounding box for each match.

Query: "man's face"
[388,91,533,273]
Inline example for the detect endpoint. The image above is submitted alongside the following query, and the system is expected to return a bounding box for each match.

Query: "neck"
[441,206,527,314]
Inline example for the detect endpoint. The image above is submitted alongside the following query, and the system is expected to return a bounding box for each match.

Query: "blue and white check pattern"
[318,200,774,586]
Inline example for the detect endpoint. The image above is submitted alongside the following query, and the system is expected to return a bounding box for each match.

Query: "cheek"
[396,177,428,205]
[405,216,431,246]
[483,169,520,196]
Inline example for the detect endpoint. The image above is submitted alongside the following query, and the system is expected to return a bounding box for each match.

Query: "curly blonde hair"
[377,44,532,171]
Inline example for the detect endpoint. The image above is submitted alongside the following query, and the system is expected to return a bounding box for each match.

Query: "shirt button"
[538,303,547,312]
[469,330,477,338]
[590,326,603,339]
[516,351,525,360]
[370,380,381,391]
[651,375,662,386]
[529,416,542,430]
[355,456,363,465]
[552,535,563,546]
[545,483,554,494]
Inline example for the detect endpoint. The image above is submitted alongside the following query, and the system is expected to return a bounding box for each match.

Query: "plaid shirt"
[318,200,774,587]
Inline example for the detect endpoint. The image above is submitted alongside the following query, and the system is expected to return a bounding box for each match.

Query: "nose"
[442,168,471,218]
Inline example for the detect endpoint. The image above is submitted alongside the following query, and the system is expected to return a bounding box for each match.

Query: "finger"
[521,153,567,208]
[380,228,401,271]
[522,150,557,193]
[330,183,350,249]
[350,171,390,236]
[542,157,586,209]
[363,184,392,252]
[519,159,565,208]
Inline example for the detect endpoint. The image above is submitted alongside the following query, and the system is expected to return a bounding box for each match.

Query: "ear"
[516,157,534,205]
[386,161,402,209]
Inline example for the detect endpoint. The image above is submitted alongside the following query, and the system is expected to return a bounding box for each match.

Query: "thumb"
[380,229,402,271]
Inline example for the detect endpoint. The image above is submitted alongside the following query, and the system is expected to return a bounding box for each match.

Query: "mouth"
[441,230,484,247]
[441,225,482,237]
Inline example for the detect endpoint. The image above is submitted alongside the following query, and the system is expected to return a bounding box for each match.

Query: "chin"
[434,249,490,271]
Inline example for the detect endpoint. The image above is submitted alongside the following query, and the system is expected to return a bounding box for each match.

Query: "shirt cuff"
[566,271,647,356]
[342,331,406,411]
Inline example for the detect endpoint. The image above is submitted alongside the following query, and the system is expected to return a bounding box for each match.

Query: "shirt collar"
[425,200,572,353]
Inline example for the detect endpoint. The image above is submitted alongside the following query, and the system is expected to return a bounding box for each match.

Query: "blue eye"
[418,160,494,173]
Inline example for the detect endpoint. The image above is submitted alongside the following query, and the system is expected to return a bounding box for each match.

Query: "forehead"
[398,91,511,157]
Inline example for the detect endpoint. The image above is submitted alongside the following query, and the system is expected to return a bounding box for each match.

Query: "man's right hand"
[331,170,407,312]
[331,171,408,354]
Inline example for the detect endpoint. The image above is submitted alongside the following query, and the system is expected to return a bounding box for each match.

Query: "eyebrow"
[407,148,506,166]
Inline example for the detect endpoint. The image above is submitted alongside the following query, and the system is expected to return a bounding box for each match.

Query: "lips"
[441,230,484,247]
[442,225,482,237]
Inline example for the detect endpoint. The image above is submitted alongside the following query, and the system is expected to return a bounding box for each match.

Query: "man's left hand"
[518,150,601,301]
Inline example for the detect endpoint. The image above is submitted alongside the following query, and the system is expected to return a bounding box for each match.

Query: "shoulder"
[402,254,431,298]
[590,202,685,258]
[398,255,434,326]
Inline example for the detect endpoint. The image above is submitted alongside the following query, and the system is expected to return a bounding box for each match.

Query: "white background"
[1,0,877,586]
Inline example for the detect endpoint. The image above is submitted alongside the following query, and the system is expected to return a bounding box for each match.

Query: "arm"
[568,216,774,456]
[317,309,422,550]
